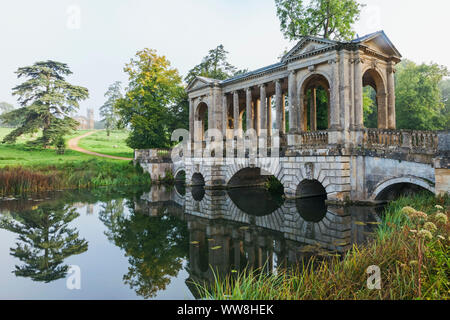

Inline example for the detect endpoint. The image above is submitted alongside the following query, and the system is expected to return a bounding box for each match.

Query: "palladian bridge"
[136,31,449,202]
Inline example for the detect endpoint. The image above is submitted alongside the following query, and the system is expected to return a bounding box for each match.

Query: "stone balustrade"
[135,148,172,163]
[298,130,329,146]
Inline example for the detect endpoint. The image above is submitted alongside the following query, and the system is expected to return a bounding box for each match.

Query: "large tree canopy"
[395,60,449,130]
[275,0,364,41]
[115,49,183,149]
[439,78,450,130]
[0,61,89,147]
[185,45,247,84]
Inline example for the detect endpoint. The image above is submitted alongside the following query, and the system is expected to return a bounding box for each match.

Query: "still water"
[0,185,382,300]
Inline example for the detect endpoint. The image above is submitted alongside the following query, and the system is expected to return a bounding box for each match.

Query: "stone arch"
[174,168,186,182]
[191,172,205,187]
[362,68,388,129]
[370,176,435,201]
[298,72,331,131]
[194,101,209,141]
[224,159,284,189]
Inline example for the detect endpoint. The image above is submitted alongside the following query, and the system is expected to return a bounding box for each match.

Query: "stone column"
[260,84,267,131]
[189,98,194,142]
[282,93,286,134]
[275,79,283,132]
[254,98,260,136]
[329,58,341,130]
[222,94,228,137]
[377,93,388,129]
[246,88,253,130]
[267,96,272,136]
[288,71,297,132]
[387,63,396,129]
[233,91,240,132]
[310,87,317,131]
[353,54,364,129]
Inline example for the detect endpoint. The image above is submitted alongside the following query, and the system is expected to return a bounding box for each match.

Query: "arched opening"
[227,188,284,216]
[195,102,208,141]
[363,69,387,129]
[375,183,433,201]
[295,180,328,222]
[191,172,205,187]
[174,170,186,196]
[296,179,327,198]
[301,74,330,131]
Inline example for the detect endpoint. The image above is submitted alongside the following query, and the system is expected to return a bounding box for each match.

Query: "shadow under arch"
[191,172,205,187]
[227,188,284,217]
[295,179,328,223]
[374,182,434,201]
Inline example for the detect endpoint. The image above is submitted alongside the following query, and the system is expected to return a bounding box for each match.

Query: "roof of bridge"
[186,31,402,93]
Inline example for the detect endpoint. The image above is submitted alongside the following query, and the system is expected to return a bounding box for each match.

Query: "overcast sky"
[1,0,449,120]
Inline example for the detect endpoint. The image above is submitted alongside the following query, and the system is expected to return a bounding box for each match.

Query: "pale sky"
[1,0,449,120]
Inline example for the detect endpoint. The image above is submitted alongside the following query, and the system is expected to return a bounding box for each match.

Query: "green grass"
[0,127,95,167]
[77,130,134,158]
[195,193,450,300]
[0,128,150,196]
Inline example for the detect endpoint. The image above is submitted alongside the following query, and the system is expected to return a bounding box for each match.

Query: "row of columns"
[224,79,287,138]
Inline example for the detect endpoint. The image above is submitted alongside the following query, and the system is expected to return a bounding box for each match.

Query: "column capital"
[328,58,338,65]
[274,78,283,85]
[259,83,267,89]
[289,70,297,76]
[246,87,252,92]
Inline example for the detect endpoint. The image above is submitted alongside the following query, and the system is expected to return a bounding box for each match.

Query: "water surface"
[0,185,382,299]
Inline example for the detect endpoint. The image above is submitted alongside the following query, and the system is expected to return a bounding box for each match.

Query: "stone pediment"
[186,76,219,92]
[353,31,402,59]
[282,37,337,62]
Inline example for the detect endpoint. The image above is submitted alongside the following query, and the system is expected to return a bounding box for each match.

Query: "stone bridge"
[136,31,449,202]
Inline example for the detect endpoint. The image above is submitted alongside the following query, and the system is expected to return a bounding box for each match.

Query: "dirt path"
[67,131,133,161]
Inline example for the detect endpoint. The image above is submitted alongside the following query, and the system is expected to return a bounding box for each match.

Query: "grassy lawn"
[77,130,134,159]
[0,127,124,167]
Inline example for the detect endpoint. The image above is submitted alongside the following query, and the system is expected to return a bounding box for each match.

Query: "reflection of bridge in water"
[135,185,381,297]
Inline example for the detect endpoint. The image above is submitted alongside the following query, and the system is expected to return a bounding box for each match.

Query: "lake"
[0,185,383,300]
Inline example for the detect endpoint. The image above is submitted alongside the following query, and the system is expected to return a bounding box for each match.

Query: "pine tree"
[0,61,89,148]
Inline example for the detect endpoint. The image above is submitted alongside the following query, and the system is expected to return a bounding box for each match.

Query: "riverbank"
[196,193,449,300]
[0,128,150,197]
[0,159,150,197]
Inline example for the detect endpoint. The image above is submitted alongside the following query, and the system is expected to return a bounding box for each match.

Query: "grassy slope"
[77,130,134,158]
[0,128,98,167]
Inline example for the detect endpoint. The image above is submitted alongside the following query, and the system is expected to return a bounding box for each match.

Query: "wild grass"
[195,193,449,300]
[0,159,151,197]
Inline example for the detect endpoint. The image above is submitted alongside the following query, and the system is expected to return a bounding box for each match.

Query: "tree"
[115,49,182,149]
[395,60,449,130]
[0,202,88,283]
[185,45,247,84]
[275,0,364,41]
[0,61,89,148]
[439,79,450,130]
[100,81,122,136]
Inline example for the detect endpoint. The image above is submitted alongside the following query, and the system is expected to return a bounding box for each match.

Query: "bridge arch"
[191,172,205,187]
[370,176,435,201]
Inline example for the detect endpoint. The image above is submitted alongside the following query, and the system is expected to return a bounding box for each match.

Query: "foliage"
[275,0,364,41]
[439,79,450,130]
[196,193,449,300]
[0,61,89,148]
[100,81,122,136]
[395,60,449,130]
[185,45,247,84]
[363,86,377,128]
[115,49,182,149]
[54,135,66,155]
[0,202,88,282]
[100,201,189,299]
